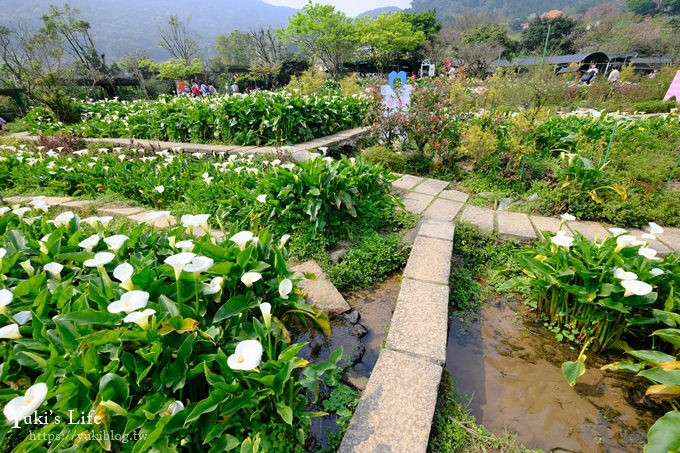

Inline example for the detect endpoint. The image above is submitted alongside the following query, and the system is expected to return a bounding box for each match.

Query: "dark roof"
[493,52,611,67]
[633,56,672,65]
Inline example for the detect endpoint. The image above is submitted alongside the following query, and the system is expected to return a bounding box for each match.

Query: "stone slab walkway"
[342,173,680,453]
[9,127,369,160]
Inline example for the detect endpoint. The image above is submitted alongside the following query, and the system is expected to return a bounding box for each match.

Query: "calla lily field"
[0,202,345,451]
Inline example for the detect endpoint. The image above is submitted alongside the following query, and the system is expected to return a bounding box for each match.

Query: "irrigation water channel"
[446,295,659,453]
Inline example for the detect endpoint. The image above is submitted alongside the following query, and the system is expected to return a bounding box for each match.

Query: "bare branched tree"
[248,28,285,87]
[158,15,201,65]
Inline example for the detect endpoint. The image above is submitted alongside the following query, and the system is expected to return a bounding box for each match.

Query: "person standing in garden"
[608,65,621,82]
[191,81,201,97]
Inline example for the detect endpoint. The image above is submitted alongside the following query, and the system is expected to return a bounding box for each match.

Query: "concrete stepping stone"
[656,227,680,253]
[412,178,449,196]
[422,198,464,222]
[497,211,536,242]
[385,278,449,363]
[402,192,435,214]
[529,215,564,240]
[339,349,441,453]
[290,260,350,318]
[43,197,73,205]
[460,205,495,234]
[402,236,452,285]
[391,174,425,191]
[59,199,96,210]
[97,206,146,216]
[4,196,32,203]
[417,220,455,242]
[567,221,609,242]
[127,211,177,228]
[439,189,469,203]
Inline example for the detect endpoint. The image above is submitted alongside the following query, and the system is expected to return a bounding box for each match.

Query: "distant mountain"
[0,0,298,60]
[356,6,403,18]
[408,0,608,22]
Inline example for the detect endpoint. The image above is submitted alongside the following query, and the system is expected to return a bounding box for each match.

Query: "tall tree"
[355,12,426,73]
[215,30,253,68]
[520,16,581,55]
[457,23,517,77]
[249,27,286,88]
[158,15,200,65]
[278,2,356,78]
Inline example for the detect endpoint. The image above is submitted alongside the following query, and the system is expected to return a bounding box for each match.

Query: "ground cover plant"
[20,92,368,146]
[0,202,347,452]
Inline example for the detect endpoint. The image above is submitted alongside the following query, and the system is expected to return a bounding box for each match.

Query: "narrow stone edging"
[7,127,370,160]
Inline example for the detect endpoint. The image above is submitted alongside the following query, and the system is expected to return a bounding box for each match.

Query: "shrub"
[632,100,678,113]
[360,146,407,172]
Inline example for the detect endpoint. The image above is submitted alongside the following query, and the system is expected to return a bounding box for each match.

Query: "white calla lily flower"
[13,311,32,325]
[614,268,638,280]
[638,247,660,261]
[83,252,115,268]
[615,235,636,249]
[143,211,171,224]
[44,262,64,279]
[183,256,214,274]
[608,227,628,236]
[621,279,653,297]
[104,234,129,251]
[0,324,21,339]
[256,194,267,203]
[163,400,184,417]
[650,268,665,276]
[649,222,664,235]
[53,211,76,227]
[278,279,293,299]
[203,277,224,295]
[260,302,272,329]
[0,289,12,309]
[175,240,194,252]
[551,232,574,248]
[164,252,197,280]
[123,308,156,329]
[227,339,263,371]
[560,213,575,221]
[154,185,165,194]
[107,290,150,314]
[20,260,35,276]
[78,234,100,252]
[3,383,48,427]
[12,207,31,219]
[113,263,135,290]
[279,234,291,249]
[230,231,254,250]
[241,272,262,287]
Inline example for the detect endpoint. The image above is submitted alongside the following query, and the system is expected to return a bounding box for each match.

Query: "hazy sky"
[262,0,412,17]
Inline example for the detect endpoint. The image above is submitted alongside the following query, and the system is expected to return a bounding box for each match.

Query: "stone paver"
[97,206,146,216]
[127,211,177,228]
[497,211,537,242]
[59,199,96,209]
[657,227,680,253]
[412,178,449,196]
[4,196,33,203]
[385,278,449,363]
[567,220,609,242]
[402,192,435,215]
[460,205,495,234]
[439,190,469,203]
[529,215,564,240]
[44,197,73,205]
[417,220,455,242]
[402,236,452,285]
[291,260,350,317]
[392,174,426,191]
[339,349,441,453]
[422,198,464,222]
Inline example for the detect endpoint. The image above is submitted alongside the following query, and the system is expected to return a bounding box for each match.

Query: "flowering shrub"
[504,217,680,352]
[0,205,340,451]
[22,92,369,146]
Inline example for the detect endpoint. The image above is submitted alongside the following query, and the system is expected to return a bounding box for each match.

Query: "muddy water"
[446,296,658,453]
[343,274,401,376]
